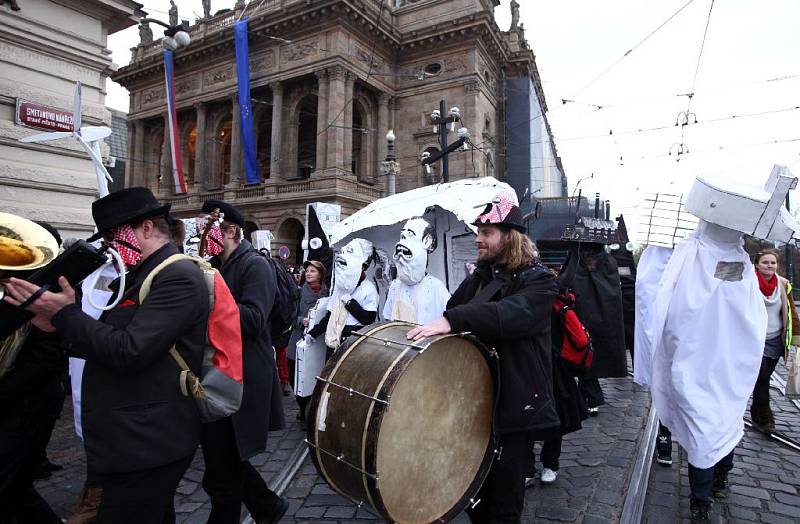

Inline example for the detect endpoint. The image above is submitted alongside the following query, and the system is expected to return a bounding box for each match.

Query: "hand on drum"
[3,276,75,333]
[407,316,451,342]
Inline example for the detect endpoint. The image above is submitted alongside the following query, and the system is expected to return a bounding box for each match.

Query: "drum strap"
[469,278,505,304]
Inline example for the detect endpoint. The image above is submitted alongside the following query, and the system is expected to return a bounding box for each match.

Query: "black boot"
[690,499,711,522]
[712,472,729,499]
[656,434,672,466]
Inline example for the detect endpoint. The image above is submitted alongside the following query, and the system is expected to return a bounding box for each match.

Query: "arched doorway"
[181,121,197,187]
[296,96,317,179]
[275,218,305,266]
[243,220,259,243]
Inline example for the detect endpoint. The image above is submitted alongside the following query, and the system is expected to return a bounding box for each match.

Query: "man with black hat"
[199,199,288,524]
[407,191,560,523]
[4,187,209,523]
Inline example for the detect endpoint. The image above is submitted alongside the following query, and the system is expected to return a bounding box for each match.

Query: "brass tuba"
[0,212,59,377]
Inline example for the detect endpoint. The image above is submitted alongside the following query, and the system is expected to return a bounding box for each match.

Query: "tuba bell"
[0,212,59,378]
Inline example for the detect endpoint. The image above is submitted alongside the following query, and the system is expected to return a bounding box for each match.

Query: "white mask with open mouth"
[394,218,435,285]
[333,238,373,295]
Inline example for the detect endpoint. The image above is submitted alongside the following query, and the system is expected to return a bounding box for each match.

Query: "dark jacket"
[444,262,560,435]
[52,243,208,474]
[287,282,328,360]
[216,240,286,459]
[0,329,67,418]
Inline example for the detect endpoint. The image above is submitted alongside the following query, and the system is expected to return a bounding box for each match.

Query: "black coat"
[549,311,588,437]
[216,240,285,459]
[444,263,561,435]
[559,244,628,378]
[0,329,66,418]
[52,243,208,474]
[287,282,327,360]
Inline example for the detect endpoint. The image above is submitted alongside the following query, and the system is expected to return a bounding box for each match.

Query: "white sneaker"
[540,468,557,484]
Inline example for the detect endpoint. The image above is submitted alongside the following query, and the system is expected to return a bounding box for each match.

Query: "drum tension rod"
[469,497,482,509]
[315,376,391,405]
[304,439,380,481]
[351,331,429,351]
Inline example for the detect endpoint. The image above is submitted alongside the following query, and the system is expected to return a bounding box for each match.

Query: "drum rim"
[307,320,500,523]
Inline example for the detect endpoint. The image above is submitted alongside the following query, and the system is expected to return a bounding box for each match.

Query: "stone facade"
[112,0,564,261]
[0,0,144,238]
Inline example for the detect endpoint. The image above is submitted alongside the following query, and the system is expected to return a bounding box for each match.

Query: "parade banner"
[163,49,187,194]
[234,19,260,185]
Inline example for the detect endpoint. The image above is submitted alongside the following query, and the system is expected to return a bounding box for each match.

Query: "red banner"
[15,99,74,132]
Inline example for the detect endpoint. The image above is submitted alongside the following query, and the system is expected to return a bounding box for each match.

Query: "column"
[133,119,145,187]
[342,73,355,175]
[229,93,242,187]
[160,112,172,196]
[464,79,481,178]
[326,66,346,172]
[314,70,329,172]
[377,93,389,173]
[194,102,207,190]
[270,82,283,179]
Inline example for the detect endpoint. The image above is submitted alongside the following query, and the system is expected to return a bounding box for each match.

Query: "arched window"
[256,108,272,179]
[218,118,232,186]
[352,105,364,178]
[296,96,317,179]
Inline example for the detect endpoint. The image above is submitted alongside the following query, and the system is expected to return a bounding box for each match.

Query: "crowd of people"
[0,184,796,524]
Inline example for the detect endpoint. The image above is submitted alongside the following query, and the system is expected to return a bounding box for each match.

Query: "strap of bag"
[169,346,207,400]
[138,254,211,400]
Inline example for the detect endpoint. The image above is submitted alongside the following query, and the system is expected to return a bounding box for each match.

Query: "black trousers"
[752,356,780,414]
[466,431,534,524]
[578,377,605,408]
[201,417,283,524]
[93,454,193,524]
[0,411,61,524]
[688,450,734,504]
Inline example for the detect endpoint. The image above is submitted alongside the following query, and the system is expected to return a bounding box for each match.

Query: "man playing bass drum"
[408,193,559,523]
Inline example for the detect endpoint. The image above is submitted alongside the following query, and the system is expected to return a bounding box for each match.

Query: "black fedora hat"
[87,187,171,242]
[202,199,245,228]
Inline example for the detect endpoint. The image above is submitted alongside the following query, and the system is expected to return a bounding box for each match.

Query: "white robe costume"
[645,221,766,468]
[383,275,450,325]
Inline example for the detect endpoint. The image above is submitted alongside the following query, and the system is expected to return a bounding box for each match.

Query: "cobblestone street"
[37,369,800,523]
[643,364,800,523]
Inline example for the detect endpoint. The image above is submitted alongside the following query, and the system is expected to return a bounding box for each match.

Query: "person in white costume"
[383,217,450,325]
[637,166,799,522]
[308,238,379,354]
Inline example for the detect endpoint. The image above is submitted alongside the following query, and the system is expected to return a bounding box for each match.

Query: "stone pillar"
[133,119,145,187]
[270,82,283,179]
[314,70,329,172]
[326,66,346,172]
[464,79,481,177]
[343,73,355,175]
[229,94,242,187]
[160,112,172,196]
[194,102,207,190]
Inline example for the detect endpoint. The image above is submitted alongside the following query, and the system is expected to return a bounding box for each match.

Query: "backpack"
[140,254,244,423]
[552,289,594,371]
[261,255,300,348]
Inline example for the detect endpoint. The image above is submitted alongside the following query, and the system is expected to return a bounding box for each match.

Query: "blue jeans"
[688,450,734,504]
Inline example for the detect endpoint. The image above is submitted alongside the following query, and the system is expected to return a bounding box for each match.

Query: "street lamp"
[141,18,191,49]
[382,129,400,196]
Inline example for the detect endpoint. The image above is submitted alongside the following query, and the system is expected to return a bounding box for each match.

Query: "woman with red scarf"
[751,250,799,432]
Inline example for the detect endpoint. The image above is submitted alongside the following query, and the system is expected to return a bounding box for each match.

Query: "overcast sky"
[107,0,800,224]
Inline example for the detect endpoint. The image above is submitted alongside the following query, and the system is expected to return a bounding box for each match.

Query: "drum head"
[375,335,494,523]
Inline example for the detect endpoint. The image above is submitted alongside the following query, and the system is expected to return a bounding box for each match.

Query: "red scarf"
[309,282,322,294]
[757,268,778,297]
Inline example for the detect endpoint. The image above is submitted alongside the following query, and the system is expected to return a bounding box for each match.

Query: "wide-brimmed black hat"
[87,187,171,241]
[202,199,245,228]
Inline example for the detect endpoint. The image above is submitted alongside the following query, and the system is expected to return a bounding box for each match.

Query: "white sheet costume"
[383,217,450,325]
[637,166,799,468]
[325,238,379,349]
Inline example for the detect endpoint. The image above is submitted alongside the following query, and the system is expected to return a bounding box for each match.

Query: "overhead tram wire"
[678,0,716,149]
[567,0,699,101]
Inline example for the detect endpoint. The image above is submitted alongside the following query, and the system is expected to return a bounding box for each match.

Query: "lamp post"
[382,129,400,196]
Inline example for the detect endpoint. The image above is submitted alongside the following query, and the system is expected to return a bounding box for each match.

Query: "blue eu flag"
[234,19,260,185]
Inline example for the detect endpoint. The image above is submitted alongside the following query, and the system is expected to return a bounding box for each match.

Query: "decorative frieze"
[204,66,234,86]
[281,40,321,63]
[249,51,276,76]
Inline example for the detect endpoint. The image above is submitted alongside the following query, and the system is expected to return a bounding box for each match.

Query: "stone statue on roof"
[202,0,211,18]
[169,0,178,26]
[139,21,153,45]
[510,0,520,30]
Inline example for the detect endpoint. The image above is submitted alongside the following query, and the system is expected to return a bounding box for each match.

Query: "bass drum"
[307,321,497,523]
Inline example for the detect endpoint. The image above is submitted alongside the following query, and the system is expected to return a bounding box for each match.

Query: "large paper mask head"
[334,238,373,294]
[394,217,436,285]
